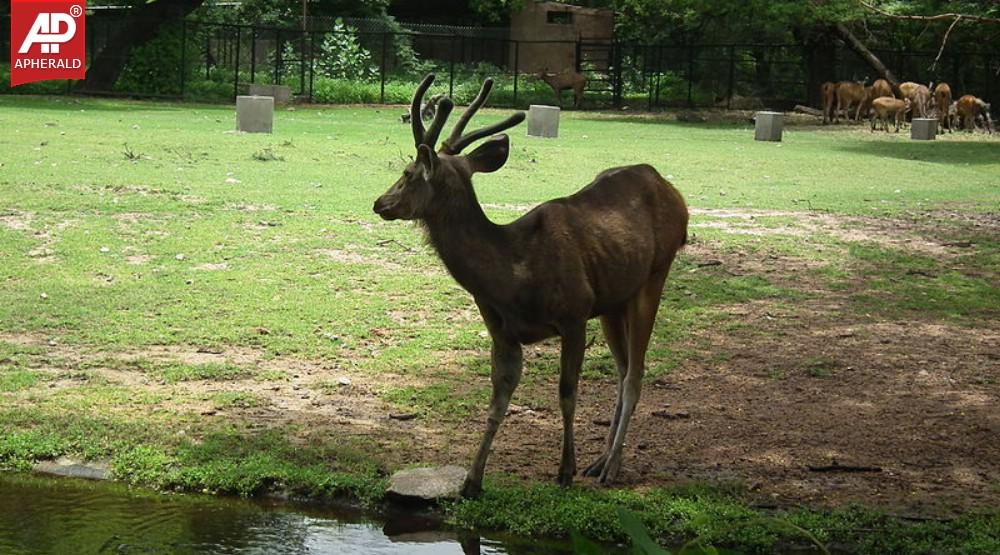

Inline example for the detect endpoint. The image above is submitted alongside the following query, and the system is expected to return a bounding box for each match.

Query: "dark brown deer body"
[374,75,688,497]
[537,69,587,109]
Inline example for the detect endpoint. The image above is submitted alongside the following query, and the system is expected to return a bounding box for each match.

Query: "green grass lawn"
[1,95,999,554]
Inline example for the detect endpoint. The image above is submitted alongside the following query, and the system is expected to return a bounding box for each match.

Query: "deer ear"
[465,135,511,174]
[416,144,438,180]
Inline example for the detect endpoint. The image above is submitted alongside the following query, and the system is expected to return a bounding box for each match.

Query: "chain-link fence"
[3,15,997,113]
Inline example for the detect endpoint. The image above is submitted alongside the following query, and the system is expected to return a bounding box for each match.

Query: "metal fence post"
[726,45,735,109]
[274,29,282,84]
[449,35,456,98]
[179,19,187,97]
[513,40,520,106]
[654,45,664,108]
[380,32,388,104]
[205,32,211,80]
[308,30,316,101]
[234,26,241,100]
[686,44,694,107]
[613,41,623,107]
[299,30,306,94]
[250,27,257,83]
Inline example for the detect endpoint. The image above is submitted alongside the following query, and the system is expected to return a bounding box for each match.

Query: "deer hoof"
[460,479,483,499]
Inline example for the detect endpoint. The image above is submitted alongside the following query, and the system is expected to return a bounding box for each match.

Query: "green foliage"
[315,20,379,82]
[116,23,192,96]
[0,430,64,471]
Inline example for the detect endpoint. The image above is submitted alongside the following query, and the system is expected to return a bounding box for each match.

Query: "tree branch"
[857,0,1000,25]
[929,15,962,71]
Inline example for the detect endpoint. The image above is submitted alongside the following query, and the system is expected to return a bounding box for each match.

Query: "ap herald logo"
[10,1,86,87]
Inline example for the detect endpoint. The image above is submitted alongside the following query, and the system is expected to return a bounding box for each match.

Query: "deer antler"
[411,74,525,154]
[441,78,526,155]
[410,74,435,148]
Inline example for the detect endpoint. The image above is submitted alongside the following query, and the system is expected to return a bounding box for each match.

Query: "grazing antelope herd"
[821,79,994,134]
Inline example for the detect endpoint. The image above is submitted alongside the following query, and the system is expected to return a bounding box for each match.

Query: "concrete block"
[754,111,783,142]
[236,95,273,134]
[527,104,560,138]
[248,83,292,104]
[911,118,937,140]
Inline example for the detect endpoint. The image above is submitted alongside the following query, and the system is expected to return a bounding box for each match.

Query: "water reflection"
[0,474,576,555]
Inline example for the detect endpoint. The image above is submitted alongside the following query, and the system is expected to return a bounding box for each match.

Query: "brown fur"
[834,81,866,123]
[933,83,953,132]
[374,75,689,498]
[820,82,836,124]
[870,97,911,132]
[956,95,994,133]
[911,85,932,118]
[899,81,920,100]
[536,69,587,109]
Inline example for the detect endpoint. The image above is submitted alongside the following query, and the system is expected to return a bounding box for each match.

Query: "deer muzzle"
[373,195,402,220]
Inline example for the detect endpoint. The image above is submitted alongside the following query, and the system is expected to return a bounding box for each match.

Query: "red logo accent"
[10,0,86,87]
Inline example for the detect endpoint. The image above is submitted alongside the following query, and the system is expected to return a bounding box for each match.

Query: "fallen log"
[794,105,824,117]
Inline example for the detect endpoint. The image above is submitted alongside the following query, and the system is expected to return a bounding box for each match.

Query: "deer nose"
[373,196,396,219]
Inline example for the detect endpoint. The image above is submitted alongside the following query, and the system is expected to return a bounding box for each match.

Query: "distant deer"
[870,97,911,132]
[955,95,994,133]
[536,68,587,109]
[932,83,953,132]
[374,75,689,498]
[834,81,867,123]
[820,82,836,124]
[400,92,447,124]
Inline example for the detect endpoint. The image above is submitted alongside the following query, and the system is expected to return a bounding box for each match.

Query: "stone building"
[509,1,614,73]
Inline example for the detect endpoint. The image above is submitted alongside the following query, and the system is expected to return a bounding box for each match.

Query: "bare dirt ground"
[6,208,998,517]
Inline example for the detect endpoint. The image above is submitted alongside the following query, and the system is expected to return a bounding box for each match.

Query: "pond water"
[0,474,582,555]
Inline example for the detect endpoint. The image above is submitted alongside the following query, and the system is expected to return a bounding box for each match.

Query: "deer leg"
[557,321,587,487]
[599,270,669,485]
[583,312,628,478]
[461,335,523,498]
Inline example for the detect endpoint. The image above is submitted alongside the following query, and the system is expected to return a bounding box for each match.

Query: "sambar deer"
[955,95,994,133]
[820,82,836,124]
[870,97,911,132]
[373,75,689,498]
[834,81,866,123]
[537,68,587,109]
[933,83,953,132]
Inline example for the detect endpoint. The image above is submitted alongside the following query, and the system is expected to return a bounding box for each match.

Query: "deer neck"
[421,194,514,301]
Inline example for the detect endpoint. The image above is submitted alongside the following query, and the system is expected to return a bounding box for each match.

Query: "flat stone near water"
[236,95,274,133]
[911,118,937,140]
[248,83,292,104]
[33,457,109,480]
[386,465,467,502]
[754,111,783,142]
[527,104,560,138]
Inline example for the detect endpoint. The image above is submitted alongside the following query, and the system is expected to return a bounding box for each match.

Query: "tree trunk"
[834,22,899,88]
[76,0,205,92]
[798,26,838,108]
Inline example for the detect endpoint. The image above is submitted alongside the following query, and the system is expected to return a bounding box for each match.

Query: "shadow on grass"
[832,139,1000,166]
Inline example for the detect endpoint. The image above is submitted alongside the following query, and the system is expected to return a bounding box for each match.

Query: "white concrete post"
[236,95,274,134]
[754,111,783,142]
[527,105,560,138]
[911,118,937,140]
